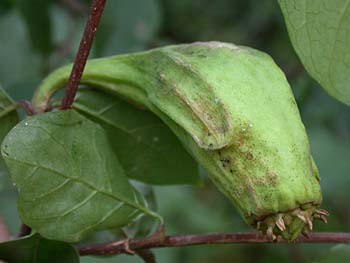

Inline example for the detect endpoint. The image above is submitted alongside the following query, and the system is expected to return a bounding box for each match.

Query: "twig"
[60,0,106,110]
[136,249,156,263]
[78,232,350,256]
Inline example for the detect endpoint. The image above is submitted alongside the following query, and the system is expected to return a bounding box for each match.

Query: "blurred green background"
[0,0,349,262]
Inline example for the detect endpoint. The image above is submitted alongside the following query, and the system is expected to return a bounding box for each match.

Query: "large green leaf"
[1,110,162,242]
[15,0,53,55]
[0,234,79,263]
[278,0,350,105]
[73,88,200,185]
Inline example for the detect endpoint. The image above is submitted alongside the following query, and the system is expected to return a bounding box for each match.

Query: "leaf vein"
[4,156,155,217]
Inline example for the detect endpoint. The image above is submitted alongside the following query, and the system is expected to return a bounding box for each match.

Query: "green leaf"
[0,234,79,263]
[0,86,19,144]
[1,110,162,242]
[124,182,159,237]
[15,0,53,55]
[82,183,159,244]
[73,88,200,185]
[278,0,350,105]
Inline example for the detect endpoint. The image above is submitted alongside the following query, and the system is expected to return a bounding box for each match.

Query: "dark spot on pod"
[245,152,253,160]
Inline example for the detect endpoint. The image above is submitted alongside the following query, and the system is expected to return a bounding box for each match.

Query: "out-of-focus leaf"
[160,0,245,41]
[312,244,350,262]
[309,127,350,198]
[15,0,53,55]
[0,86,19,191]
[308,126,350,232]
[74,88,200,186]
[278,0,350,105]
[0,86,19,146]
[302,87,350,139]
[0,158,9,192]
[0,234,79,263]
[0,95,19,231]
[0,0,13,16]
[95,0,161,55]
[0,178,20,235]
[5,79,41,103]
[0,12,41,88]
[0,86,19,228]
[1,110,161,242]
[125,181,159,237]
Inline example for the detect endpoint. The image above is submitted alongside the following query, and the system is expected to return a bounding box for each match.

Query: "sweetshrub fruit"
[32,41,327,240]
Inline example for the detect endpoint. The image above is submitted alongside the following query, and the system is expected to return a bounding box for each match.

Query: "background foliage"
[0,0,349,262]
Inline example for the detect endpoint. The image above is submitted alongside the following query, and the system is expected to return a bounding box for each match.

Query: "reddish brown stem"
[60,0,106,110]
[17,224,31,238]
[17,100,35,116]
[136,249,156,263]
[78,232,350,256]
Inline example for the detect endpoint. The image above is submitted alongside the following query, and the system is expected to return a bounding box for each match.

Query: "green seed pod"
[32,41,326,240]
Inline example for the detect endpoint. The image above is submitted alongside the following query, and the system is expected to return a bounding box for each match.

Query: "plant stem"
[136,249,156,263]
[78,232,350,256]
[60,0,106,110]
[17,224,31,238]
[17,100,35,116]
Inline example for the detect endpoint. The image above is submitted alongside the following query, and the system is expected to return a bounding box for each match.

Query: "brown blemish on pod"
[267,171,278,186]
[245,152,253,160]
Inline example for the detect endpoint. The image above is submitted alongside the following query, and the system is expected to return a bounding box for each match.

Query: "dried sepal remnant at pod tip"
[32,41,328,241]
